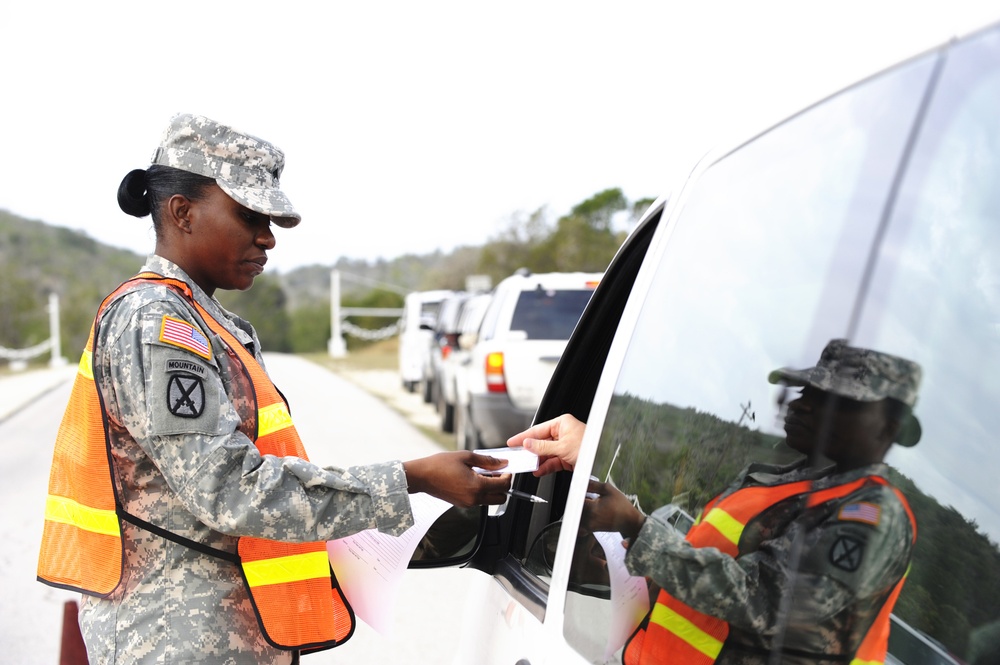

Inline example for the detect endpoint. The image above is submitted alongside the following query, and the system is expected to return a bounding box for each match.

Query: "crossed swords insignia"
[168,374,205,418]
[829,535,865,572]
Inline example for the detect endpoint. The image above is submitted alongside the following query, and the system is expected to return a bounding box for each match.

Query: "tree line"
[0,188,654,359]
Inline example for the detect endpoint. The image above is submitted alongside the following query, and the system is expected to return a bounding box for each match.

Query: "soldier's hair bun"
[117,169,151,218]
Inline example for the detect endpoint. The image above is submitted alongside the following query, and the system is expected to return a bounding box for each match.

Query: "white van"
[397,290,453,393]
[409,18,1000,665]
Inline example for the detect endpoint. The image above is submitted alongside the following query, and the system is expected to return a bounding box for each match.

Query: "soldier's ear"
[164,195,194,235]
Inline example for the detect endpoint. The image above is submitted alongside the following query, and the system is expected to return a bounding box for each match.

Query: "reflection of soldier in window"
[517,339,923,664]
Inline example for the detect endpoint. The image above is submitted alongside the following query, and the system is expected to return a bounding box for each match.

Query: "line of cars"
[399,270,602,450]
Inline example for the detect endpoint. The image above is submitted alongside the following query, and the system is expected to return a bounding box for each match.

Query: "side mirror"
[408,505,486,568]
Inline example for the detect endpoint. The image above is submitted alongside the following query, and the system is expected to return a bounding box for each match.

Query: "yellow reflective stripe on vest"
[258,402,293,438]
[242,551,330,588]
[850,659,882,665]
[78,350,93,381]
[650,603,725,660]
[45,495,119,537]
[703,507,743,549]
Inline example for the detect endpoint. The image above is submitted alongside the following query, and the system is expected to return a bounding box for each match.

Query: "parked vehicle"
[411,19,1000,665]
[461,270,602,449]
[426,291,470,407]
[439,292,492,434]
[397,289,453,393]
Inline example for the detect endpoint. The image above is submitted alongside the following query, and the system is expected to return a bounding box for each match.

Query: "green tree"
[0,265,47,348]
[289,303,331,353]
[568,187,628,231]
[631,196,658,221]
[531,188,628,273]
[477,206,552,282]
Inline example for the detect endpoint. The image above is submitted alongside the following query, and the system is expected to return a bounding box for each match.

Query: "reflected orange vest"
[623,475,916,665]
[37,274,354,652]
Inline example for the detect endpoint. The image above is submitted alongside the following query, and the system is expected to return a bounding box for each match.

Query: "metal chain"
[340,319,402,341]
[0,338,53,361]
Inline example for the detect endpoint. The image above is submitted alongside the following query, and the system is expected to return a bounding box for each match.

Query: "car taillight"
[441,346,452,360]
[485,352,507,393]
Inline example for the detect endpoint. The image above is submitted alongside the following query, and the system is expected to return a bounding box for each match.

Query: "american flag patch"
[159,316,212,360]
[838,502,881,526]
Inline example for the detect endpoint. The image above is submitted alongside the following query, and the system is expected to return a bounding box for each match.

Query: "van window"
[855,28,1000,663]
[561,50,939,662]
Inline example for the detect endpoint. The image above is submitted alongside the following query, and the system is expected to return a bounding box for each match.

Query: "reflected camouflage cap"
[151,113,300,227]
[769,339,923,446]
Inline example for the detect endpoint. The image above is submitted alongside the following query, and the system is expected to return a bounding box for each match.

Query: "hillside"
[0,210,145,356]
[0,209,483,358]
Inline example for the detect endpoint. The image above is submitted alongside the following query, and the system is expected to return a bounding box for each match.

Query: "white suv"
[460,271,601,448]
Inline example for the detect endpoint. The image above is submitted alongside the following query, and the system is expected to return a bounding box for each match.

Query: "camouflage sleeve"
[624,487,912,634]
[99,293,414,540]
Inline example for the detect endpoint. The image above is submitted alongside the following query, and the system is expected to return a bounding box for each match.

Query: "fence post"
[49,292,67,368]
[328,270,347,358]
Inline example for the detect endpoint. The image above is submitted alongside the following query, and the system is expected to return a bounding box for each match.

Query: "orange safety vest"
[623,475,916,665]
[37,273,354,652]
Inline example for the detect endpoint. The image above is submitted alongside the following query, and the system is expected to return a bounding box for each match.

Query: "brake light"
[485,352,507,393]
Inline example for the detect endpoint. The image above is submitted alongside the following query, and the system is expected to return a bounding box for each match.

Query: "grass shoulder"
[300,339,456,451]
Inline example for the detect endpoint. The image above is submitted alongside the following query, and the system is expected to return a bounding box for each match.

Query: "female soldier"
[37,113,510,664]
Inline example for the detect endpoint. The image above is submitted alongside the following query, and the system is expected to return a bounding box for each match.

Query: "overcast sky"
[2,1,998,272]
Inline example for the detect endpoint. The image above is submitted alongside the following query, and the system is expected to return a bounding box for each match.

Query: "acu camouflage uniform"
[79,256,414,665]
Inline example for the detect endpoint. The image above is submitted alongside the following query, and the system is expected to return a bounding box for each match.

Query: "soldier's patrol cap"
[151,113,300,228]
[768,339,923,446]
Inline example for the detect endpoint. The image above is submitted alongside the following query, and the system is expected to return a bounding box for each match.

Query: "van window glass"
[854,28,1000,664]
[560,53,937,662]
[420,301,442,326]
[510,289,596,340]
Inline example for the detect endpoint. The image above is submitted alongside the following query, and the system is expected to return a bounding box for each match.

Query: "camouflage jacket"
[79,256,413,664]
[625,458,914,665]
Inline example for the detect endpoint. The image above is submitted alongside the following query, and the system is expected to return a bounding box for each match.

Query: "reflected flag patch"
[838,502,881,526]
[159,315,212,360]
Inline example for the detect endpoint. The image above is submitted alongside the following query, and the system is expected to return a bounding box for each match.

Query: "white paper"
[327,492,451,634]
[472,446,539,475]
[592,530,650,659]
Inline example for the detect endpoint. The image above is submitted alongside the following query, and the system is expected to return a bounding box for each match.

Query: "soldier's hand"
[582,479,646,541]
[403,451,512,507]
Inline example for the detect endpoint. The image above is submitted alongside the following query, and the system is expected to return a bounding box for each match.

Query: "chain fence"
[1,293,67,369]
[340,319,402,341]
[0,338,54,362]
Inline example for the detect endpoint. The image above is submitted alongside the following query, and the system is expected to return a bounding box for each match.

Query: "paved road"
[0,354,477,664]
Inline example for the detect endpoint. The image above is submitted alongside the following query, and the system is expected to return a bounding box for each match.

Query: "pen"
[507,489,548,504]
